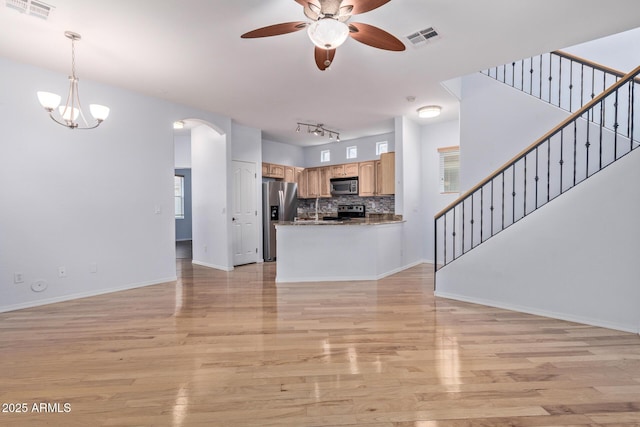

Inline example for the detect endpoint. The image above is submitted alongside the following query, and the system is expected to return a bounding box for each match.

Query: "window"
[320,149,330,163]
[346,146,357,159]
[174,175,185,219]
[376,141,388,155]
[438,146,460,193]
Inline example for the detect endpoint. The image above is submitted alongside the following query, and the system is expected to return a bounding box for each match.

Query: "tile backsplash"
[297,195,395,218]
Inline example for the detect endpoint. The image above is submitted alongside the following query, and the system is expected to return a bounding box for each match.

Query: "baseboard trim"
[192,260,234,272]
[0,276,178,314]
[434,290,639,335]
[276,260,428,284]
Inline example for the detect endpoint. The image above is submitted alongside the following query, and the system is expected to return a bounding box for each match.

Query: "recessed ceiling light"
[417,105,441,118]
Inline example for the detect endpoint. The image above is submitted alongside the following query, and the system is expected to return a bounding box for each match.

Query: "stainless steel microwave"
[330,177,358,195]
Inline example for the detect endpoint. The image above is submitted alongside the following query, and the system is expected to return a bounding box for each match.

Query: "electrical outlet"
[58,266,67,278]
[14,272,24,284]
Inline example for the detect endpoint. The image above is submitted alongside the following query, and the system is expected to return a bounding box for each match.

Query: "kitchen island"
[274,217,404,283]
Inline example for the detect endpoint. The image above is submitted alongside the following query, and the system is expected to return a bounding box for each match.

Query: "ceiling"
[2,0,640,146]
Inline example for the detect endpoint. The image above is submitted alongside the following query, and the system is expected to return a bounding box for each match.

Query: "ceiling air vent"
[6,0,54,20]
[405,27,440,48]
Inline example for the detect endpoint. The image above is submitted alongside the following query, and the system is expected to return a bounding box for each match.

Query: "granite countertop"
[277,214,404,226]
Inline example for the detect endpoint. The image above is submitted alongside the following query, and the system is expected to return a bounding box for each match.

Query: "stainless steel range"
[323,204,366,221]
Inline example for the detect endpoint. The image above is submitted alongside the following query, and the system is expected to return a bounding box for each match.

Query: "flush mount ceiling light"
[37,31,109,130]
[296,122,340,142]
[173,120,185,130]
[417,105,442,118]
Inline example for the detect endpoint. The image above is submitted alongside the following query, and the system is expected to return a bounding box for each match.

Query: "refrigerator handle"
[278,190,285,220]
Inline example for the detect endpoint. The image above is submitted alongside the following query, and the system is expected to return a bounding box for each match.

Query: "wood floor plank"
[1,261,639,426]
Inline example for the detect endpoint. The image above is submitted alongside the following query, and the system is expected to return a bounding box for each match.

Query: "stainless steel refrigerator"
[263,182,298,262]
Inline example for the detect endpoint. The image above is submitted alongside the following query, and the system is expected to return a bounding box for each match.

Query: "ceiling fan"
[241,0,405,71]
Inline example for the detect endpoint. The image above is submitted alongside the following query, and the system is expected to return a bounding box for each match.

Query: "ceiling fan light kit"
[241,0,404,71]
[417,105,442,118]
[307,18,349,49]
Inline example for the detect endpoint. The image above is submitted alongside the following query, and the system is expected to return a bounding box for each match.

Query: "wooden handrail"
[435,63,640,220]
[552,50,627,79]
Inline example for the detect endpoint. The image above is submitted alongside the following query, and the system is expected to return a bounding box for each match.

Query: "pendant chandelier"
[37,31,110,130]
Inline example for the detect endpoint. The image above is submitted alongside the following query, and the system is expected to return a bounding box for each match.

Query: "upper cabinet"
[377,152,395,195]
[263,153,394,198]
[262,162,285,179]
[330,163,359,178]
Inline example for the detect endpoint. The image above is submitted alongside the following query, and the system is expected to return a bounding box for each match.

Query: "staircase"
[434,55,640,282]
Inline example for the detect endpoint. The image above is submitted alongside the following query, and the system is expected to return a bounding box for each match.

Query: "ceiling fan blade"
[345,0,391,15]
[241,22,308,39]
[348,22,405,51]
[314,47,336,71]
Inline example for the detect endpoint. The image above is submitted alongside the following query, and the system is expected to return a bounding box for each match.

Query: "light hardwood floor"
[1,261,640,426]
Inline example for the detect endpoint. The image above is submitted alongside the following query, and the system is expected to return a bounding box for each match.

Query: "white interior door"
[232,161,258,266]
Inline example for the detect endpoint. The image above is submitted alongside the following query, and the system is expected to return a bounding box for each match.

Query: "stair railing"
[434,65,640,281]
[482,50,627,115]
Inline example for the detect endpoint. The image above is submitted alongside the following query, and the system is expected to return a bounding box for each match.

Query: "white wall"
[0,58,231,312]
[174,134,191,168]
[436,147,640,334]
[564,26,640,73]
[395,117,427,266]
[420,119,461,262]
[459,73,570,193]
[191,125,232,271]
[262,138,305,167]
[304,132,395,168]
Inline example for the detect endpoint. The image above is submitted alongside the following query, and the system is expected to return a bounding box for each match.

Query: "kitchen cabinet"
[330,163,358,178]
[319,167,331,197]
[306,168,320,198]
[378,152,395,195]
[269,163,285,179]
[358,161,376,197]
[262,162,285,179]
[284,166,295,183]
[297,168,308,198]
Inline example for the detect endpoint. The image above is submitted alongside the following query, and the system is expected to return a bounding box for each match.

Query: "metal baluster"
[580,64,584,110]
[569,59,574,112]
[452,207,456,260]
[521,59,524,92]
[443,215,447,266]
[529,57,534,96]
[547,138,551,202]
[614,89,619,160]
[558,56,562,108]
[480,186,484,243]
[559,130,564,194]
[539,55,543,99]
[501,171,505,230]
[535,147,539,209]
[523,156,527,216]
[490,179,494,237]
[573,121,577,186]
[631,80,636,151]
[548,53,553,104]
[586,111,591,178]
[461,199,465,254]
[470,195,474,248]
[599,100,604,170]
[512,164,516,224]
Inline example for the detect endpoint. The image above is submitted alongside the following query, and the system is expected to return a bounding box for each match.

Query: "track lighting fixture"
[296,122,339,141]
